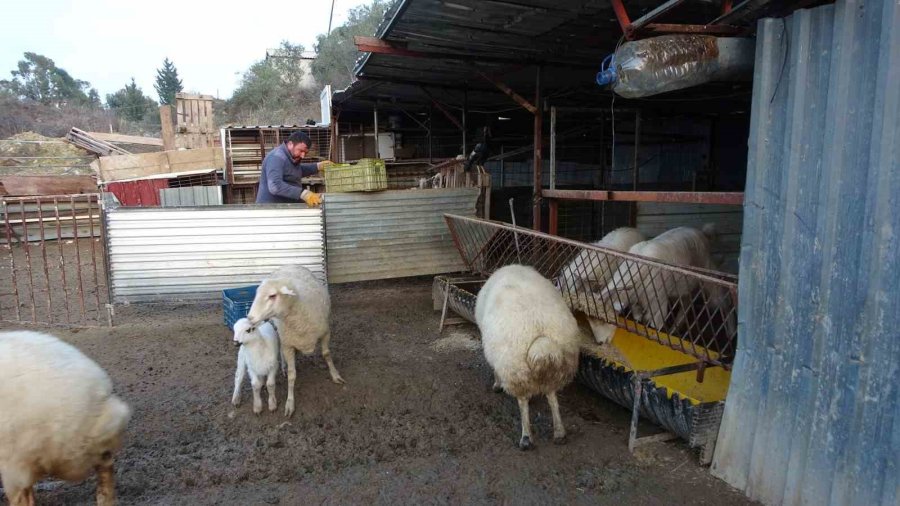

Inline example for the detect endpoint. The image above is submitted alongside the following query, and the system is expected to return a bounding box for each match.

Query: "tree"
[106,78,157,122]
[0,52,94,107]
[228,41,309,114]
[154,58,183,105]
[311,0,395,90]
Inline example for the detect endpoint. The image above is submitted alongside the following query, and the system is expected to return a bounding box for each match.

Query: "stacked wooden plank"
[66,127,132,156]
[92,147,224,183]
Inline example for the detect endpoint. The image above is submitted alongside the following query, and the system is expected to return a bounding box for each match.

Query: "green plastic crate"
[325,158,387,193]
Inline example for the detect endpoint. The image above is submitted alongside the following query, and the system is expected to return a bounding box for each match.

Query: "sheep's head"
[246,281,296,325]
[232,317,260,347]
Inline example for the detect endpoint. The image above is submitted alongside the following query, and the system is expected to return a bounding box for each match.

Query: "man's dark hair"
[287,131,313,147]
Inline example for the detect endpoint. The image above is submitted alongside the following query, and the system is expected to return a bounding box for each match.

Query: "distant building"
[264,49,317,90]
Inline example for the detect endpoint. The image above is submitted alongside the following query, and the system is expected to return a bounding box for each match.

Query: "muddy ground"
[0,277,754,505]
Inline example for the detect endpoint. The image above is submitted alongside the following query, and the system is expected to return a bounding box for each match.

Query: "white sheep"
[247,265,344,418]
[475,264,581,450]
[0,330,131,506]
[557,227,645,344]
[231,318,281,414]
[601,224,716,330]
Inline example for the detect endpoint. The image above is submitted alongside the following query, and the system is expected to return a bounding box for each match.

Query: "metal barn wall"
[712,3,899,506]
[636,202,743,273]
[106,206,325,302]
[325,188,478,283]
[159,186,223,207]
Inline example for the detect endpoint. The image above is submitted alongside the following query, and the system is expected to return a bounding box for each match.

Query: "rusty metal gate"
[1,194,111,327]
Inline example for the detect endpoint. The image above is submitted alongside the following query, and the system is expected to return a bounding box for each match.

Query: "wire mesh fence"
[1,194,111,327]
[444,214,738,368]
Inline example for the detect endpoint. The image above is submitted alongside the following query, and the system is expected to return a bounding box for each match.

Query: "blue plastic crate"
[223,285,258,328]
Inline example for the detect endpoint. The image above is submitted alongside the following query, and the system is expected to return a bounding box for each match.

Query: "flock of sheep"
[0,222,727,504]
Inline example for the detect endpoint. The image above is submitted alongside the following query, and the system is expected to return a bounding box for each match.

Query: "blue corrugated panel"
[712,2,900,506]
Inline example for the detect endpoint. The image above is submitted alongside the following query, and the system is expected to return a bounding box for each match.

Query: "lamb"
[247,265,344,418]
[231,318,281,414]
[601,224,716,330]
[0,330,131,506]
[557,227,645,344]
[475,264,581,450]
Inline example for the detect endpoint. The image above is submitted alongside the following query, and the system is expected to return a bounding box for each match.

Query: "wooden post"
[532,66,542,231]
[159,106,175,151]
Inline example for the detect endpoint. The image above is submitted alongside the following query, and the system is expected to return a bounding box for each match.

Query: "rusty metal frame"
[609,0,746,40]
[542,189,744,205]
[1,194,111,327]
[444,214,739,369]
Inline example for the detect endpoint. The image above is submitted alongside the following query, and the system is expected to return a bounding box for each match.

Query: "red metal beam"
[354,36,425,57]
[609,0,634,39]
[548,199,559,236]
[477,71,537,114]
[418,87,464,131]
[532,67,543,232]
[542,189,744,205]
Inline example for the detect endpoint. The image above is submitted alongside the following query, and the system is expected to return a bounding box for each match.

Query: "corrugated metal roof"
[325,188,478,283]
[106,205,325,302]
[712,3,900,506]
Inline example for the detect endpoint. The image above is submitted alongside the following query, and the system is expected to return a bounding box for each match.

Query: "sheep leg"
[95,460,116,506]
[283,345,297,417]
[250,374,263,415]
[231,360,246,407]
[6,486,34,506]
[266,370,278,412]
[1,468,34,506]
[492,372,503,393]
[320,332,345,385]
[547,391,566,443]
[517,397,534,450]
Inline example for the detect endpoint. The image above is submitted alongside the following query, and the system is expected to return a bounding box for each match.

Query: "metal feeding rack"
[435,214,739,463]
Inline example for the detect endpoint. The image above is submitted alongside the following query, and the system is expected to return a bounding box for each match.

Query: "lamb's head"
[598,261,642,319]
[246,280,296,325]
[232,317,261,347]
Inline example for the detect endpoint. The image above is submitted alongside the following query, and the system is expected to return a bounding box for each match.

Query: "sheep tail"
[90,395,131,442]
[526,335,563,373]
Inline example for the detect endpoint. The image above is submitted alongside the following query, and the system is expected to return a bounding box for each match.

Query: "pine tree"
[154,58,183,105]
[107,78,157,122]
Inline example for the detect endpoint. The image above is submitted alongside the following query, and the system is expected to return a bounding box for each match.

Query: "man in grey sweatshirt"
[255,131,332,205]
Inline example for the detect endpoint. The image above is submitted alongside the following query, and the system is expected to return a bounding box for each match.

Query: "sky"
[0,0,371,100]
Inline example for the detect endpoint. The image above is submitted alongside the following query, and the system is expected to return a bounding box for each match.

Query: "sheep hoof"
[553,434,567,445]
[518,436,534,451]
[331,375,346,385]
[284,403,295,418]
[253,404,263,415]
[268,401,277,412]
[231,397,240,407]
[491,383,503,394]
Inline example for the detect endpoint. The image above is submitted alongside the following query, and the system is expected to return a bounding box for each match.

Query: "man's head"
[286,131,313,161]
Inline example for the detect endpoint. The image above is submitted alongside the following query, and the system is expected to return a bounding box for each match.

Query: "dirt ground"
[0,277,755,505]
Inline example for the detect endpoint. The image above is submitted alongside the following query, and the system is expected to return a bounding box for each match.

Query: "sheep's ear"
[278,286,296,297]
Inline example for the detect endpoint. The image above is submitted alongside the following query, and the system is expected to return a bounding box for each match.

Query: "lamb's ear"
[278,286,297,297]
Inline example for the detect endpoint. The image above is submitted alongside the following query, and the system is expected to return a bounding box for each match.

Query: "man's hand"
[318,160,336,173]
[300,189,323,207]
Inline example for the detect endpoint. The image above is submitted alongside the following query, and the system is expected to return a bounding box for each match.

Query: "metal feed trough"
[435,214,738,464]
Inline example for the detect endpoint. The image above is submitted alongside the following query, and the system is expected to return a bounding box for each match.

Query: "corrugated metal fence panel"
[712,3,900,506]
[325,188,478,283]
[159,186,223,207]
[107,206,325,302]
[636,202,743,273]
